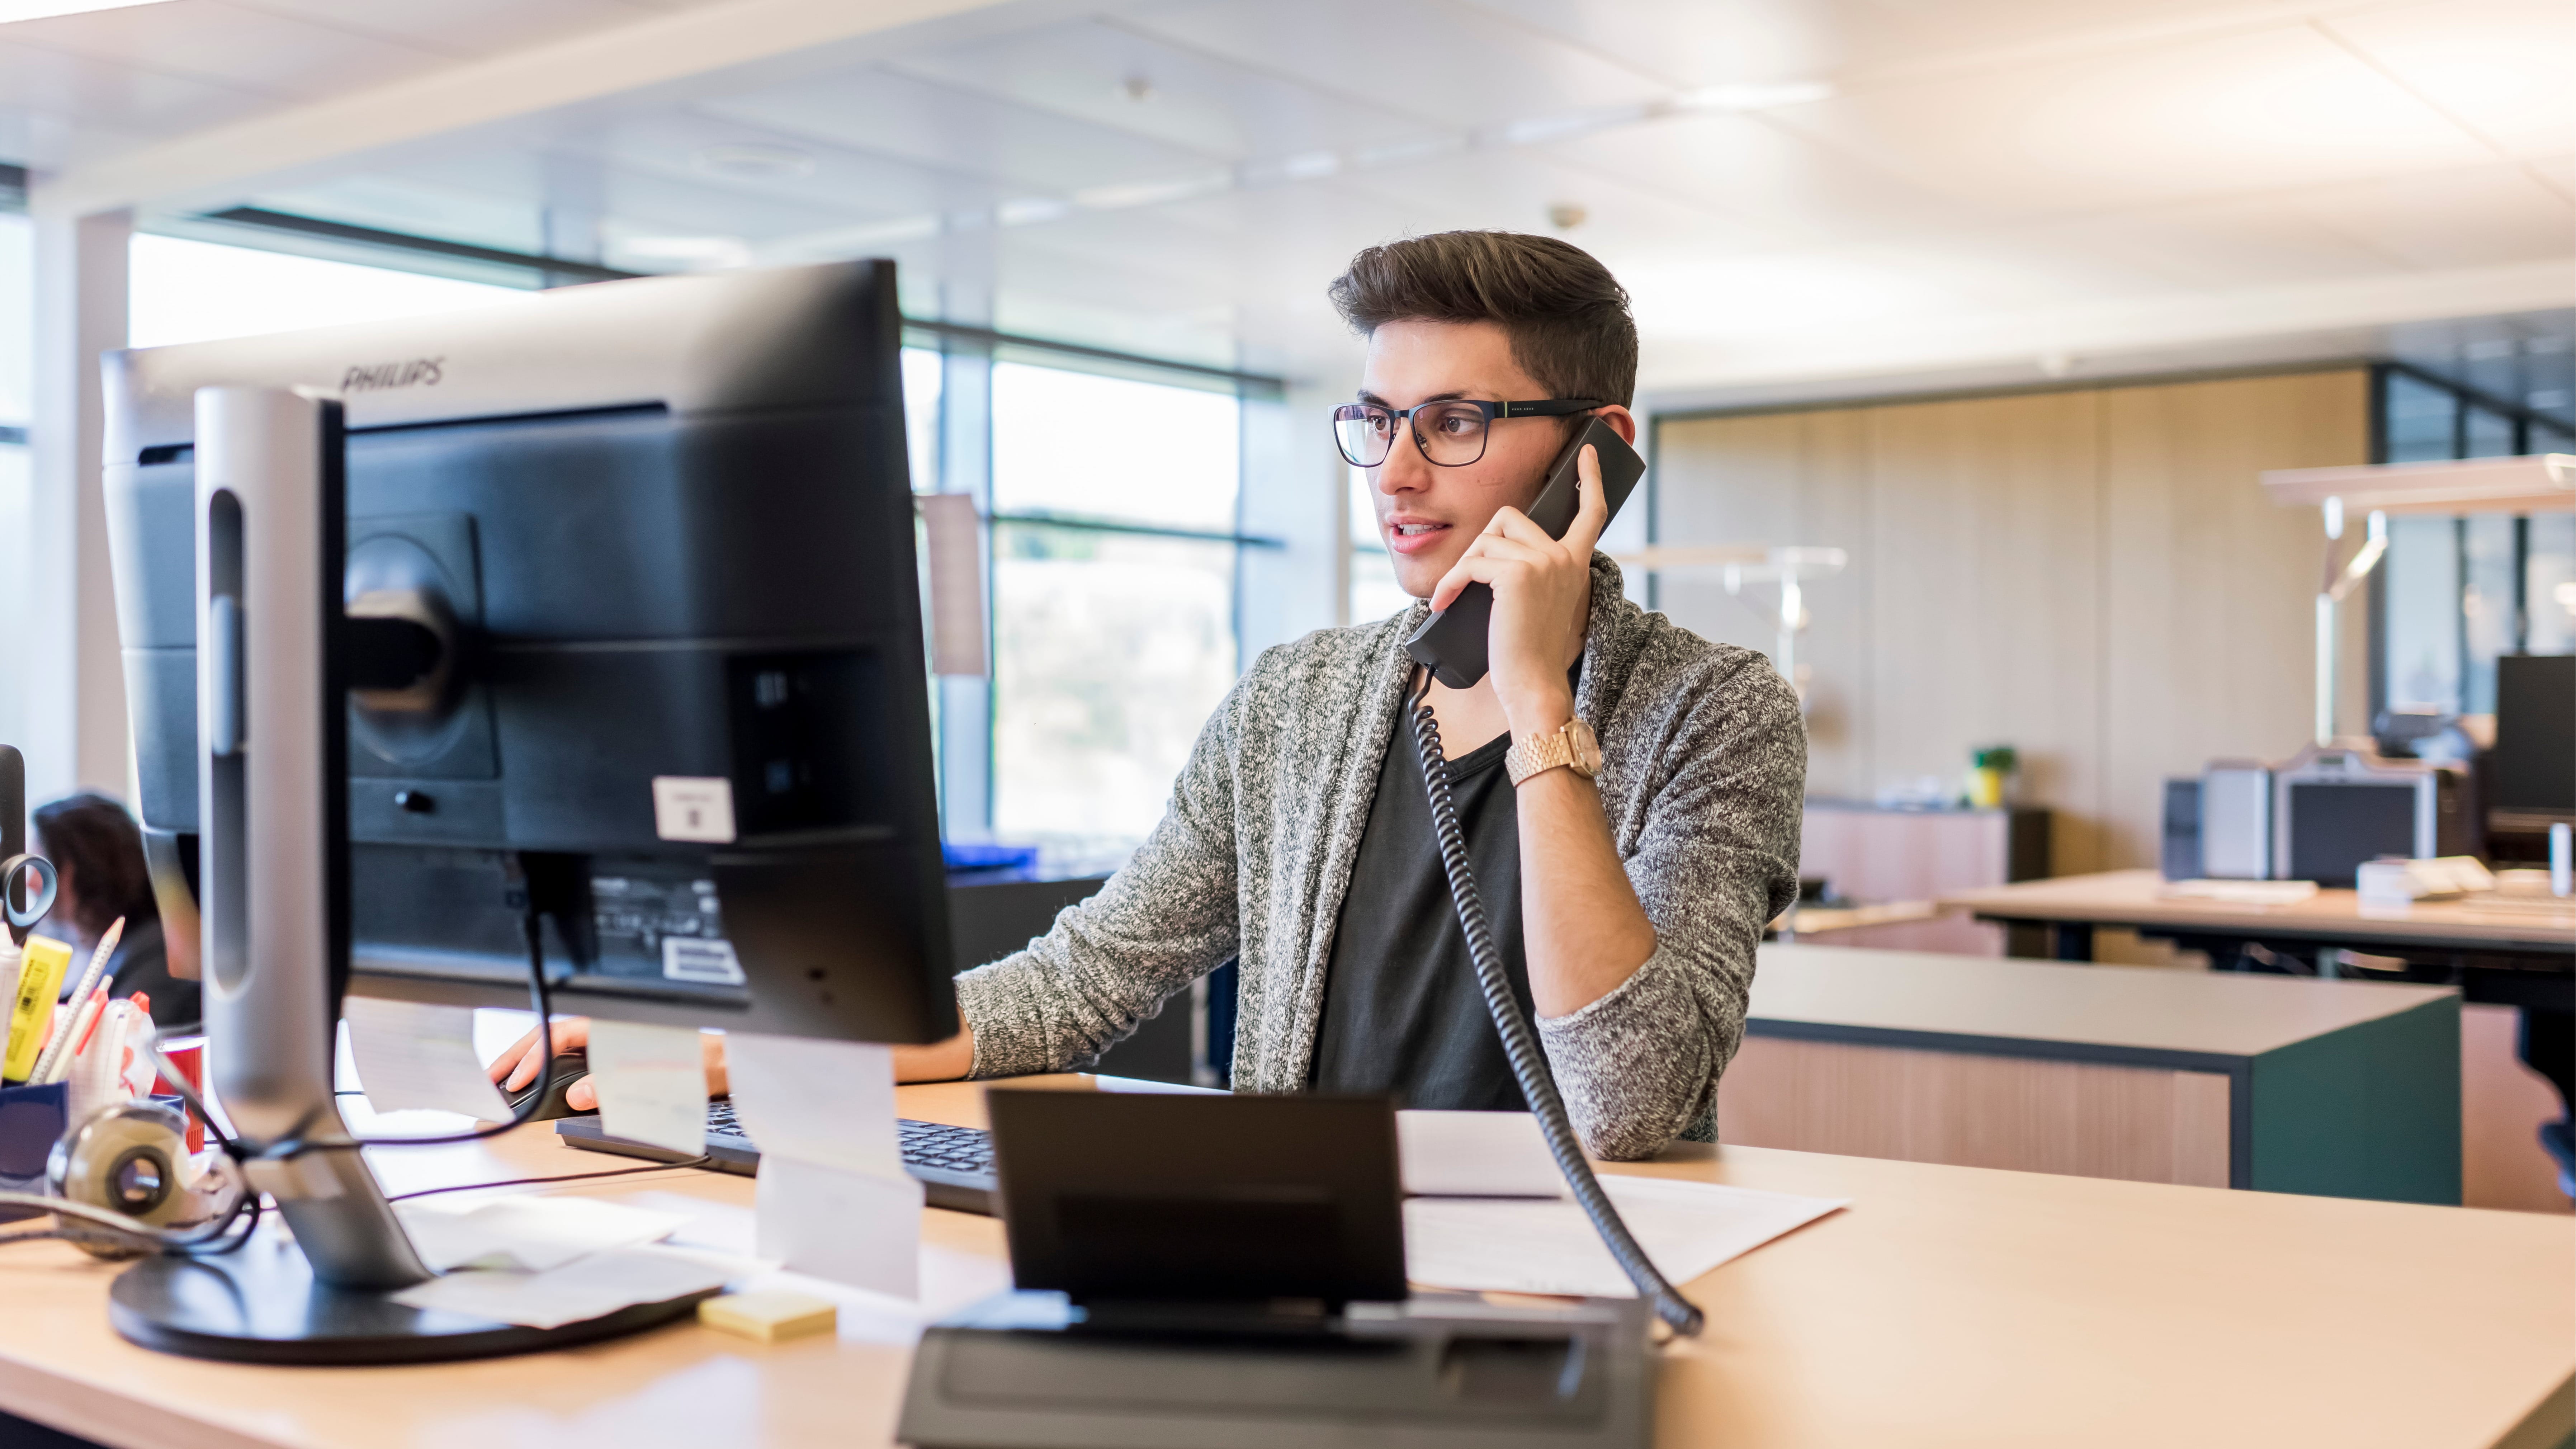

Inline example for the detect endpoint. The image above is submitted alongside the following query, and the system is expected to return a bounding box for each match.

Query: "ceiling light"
[694,143,816,180]
[0,0,171,19]
[1120,75,1153,103]
[1669,80,1836,112]
[1547,203,1587,231]
[613,236,751,267]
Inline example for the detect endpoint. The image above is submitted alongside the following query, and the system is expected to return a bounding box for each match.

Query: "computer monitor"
[2492,653,2575,820]
[96,261,956,1359]
[103,260,955,1044]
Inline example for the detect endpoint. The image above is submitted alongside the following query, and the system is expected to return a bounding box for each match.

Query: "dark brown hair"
[1328,232,1637,407]
[32,791,158,940]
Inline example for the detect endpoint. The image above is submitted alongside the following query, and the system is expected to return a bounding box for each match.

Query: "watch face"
[1566,719,1604,777]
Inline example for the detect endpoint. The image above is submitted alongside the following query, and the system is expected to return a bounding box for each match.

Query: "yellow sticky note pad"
[699,1290,837,1344]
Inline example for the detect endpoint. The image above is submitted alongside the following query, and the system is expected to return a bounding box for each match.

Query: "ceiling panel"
[2014,194,2410,290]
[227,0,665,61]
[700,63,1217,195]
[1766,22,2499,216]
[1617,248,1976,341]
[1543,109,1990,244]
[2324,0,2576,159]
[1447,0,2311,90]
[1114,0,1668,131]
[7,0,448,102]
[1825,231,2185,311]
[0,39,274,152]
[2284,163,2576,272]
[890,16,1450,165]
[554,110,1006,227]
[1328,145,1782,260]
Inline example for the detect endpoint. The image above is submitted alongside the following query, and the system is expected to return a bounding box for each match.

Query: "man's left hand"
[1428,441,1607,733]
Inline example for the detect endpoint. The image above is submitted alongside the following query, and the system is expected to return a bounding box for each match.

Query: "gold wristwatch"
[1505,718,1603,787]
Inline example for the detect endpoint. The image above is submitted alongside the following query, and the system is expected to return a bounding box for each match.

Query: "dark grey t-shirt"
[1308,720,1544,1111]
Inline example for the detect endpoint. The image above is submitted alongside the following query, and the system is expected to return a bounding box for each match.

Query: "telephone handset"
[1402,415,1646,690]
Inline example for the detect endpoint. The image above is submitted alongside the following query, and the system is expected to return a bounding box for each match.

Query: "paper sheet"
[723,1034,900,1176]
[389,1245,747,1330]
[344,998,511,1120]
[396,1195,688,1273]
[1398,1110,1568,1198]
[585,1020,708,1155]
[753,1155,924,1299]
[724,1033,917,1295]
[1404,1175,1846,1298]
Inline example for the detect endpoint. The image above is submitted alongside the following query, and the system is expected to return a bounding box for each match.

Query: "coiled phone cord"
[1405,664,1706,1337]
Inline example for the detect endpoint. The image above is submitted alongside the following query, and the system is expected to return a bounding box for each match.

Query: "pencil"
[30,916,121,1085]
[42,987,108,1086]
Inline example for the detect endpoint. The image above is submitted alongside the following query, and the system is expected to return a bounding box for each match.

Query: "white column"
[1240,378,1348,649]
[26,206,129,804]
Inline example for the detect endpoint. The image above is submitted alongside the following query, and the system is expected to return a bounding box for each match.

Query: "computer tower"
[2160,778,2202,881]
[2199,763,2272,880]
[2272,745,2468,887]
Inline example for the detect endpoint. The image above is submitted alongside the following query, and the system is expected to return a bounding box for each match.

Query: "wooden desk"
[1726,943,2462,1201]
[1,1077,2569,1449]
[1941,870,2575,1211]
[1941,868,2576,966]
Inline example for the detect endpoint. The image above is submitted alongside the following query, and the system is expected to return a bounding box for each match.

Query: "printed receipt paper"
[585,1020,710,1155]
[724,1033,921,1298]
[1404,1175,1846,1298]
[344,998,510,1120]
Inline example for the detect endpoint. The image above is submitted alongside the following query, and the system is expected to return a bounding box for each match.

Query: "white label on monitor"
[663,936,746,986]
[651,776,736,843]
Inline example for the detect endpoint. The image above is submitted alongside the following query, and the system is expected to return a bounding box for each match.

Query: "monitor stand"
[108,1248,712,1365]
[898,1291,1655,1449]
[109,386,708,1365]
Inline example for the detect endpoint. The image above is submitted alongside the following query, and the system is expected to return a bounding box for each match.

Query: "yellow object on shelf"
[699,1290,837,1344]
[3,936,73,1082]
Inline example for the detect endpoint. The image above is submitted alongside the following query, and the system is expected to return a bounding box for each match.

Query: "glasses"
[1331,397,1601,469]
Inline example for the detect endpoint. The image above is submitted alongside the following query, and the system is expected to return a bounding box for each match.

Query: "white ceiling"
[3,0,2570,411]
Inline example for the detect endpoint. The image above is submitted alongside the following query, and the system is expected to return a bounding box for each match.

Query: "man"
[498,231,1805,1159]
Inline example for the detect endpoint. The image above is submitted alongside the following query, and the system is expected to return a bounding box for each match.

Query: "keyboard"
[556,1101,997,1216]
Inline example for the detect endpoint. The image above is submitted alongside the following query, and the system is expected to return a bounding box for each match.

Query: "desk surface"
[2,1076,2568,1449]
[1943,868,2576,953]
[1753,941,2457,1058]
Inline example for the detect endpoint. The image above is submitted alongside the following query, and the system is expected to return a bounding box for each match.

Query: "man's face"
[1355,318,1623,600]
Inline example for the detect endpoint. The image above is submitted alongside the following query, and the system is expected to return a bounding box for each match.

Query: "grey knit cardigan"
[953,554,1807,1160]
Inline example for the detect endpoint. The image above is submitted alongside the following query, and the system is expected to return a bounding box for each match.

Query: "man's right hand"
[485,1015,975,1113]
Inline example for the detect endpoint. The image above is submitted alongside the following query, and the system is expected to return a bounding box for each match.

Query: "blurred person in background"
[31,792,199,1034]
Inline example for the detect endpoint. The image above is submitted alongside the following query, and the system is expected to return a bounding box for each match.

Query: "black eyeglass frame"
[1332,397,1604,468]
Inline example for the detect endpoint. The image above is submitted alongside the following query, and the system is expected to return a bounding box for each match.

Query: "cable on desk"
[386,1156,717,1203]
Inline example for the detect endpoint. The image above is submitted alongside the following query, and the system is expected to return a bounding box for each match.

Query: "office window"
[2373,366,2576,719]
[0,214,30,758]
[902,347,942,492]
[129,233,529,348]
[2383,516,2462,712]
[2531,513,2576,657]
[988,361,1243,843]
[2382,372,2457,463]
[1348,466,1415,624]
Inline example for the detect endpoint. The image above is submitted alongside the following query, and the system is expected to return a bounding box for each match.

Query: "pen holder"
[0,1079,69,1221]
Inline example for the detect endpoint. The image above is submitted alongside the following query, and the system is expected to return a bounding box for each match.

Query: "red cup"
[153,1037,206,1153]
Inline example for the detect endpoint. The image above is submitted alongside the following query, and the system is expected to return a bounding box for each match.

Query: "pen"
[30,916,120,1086]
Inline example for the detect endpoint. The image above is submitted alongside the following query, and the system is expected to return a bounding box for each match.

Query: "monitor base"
[108,1240,713,1365]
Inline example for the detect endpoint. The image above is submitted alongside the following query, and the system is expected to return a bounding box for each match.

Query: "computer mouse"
[505,1049,592,1122]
